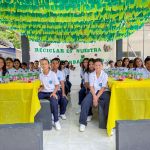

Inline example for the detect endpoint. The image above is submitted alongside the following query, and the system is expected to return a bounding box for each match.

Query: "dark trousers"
[78,86,86,105]
[79,91,110,127]
[57,90,68,115]
[38,92,59,122]
[65,80,72,95]
[78,87,92,116]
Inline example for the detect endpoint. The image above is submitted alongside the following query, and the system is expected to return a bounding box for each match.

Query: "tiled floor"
[43,87,115,150]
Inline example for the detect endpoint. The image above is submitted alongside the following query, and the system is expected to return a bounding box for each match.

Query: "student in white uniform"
[79,58,110,132]
[80,62,84,88]
[6,57,15,75]
[21,62,28,73]
[29,62,39,73]
[133,57,145,74]
[51,58,68,120]
[34,60,41,73]
[82,58,95,121]
[64,60,72,94]
[0,57,8,82]
[13,59,24,74]
[116,59,128,72]
[76,58,89,114]
[128,60,134,70]
[143,57,150,78]
[122,58,130,72]
[38,58,61,130]
[64,60,70,80]
[108,60,115,69]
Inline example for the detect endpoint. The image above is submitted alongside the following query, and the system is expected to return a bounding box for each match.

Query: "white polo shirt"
[89,70,108,93]
[143,68,150,79]
[64,68,70,77]
[80,68,84,79]
[84,72,89,83]
[117,67,128,72]
[135,67,145,73]
[8,68,16,75]
[55,70,65,90]
[14,68,25,75]
[28,69,39,74]
[39,70,59,93]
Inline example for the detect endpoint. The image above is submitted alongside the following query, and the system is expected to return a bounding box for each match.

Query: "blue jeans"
[38,92,59,122]
[79,91,110,126]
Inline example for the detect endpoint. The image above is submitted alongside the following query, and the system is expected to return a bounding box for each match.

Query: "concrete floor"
[43,86,115,150]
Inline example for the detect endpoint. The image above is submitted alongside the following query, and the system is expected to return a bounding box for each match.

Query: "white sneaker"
[76,107,81,114]
[87,116,92,122]
[52,114,54,121]
[55,121,61,130]
[79,124,86,132]
[60,114,67,120]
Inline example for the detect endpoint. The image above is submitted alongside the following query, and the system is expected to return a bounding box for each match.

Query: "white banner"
[29,41,116,67]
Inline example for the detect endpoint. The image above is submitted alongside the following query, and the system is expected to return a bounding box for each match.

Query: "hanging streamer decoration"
[0,0,150,42]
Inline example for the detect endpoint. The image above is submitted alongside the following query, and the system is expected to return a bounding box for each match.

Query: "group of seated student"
[78,56,150,132]
[0,56,72,130]
[107,57,150,78]
[0,57,41,82]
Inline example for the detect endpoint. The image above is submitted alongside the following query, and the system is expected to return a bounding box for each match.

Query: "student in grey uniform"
[13,59,24,74]
[0,57,8,82]
[143,57,150,78]
[51,58,68,120]
[38,58,61,130]
[79,58,110,132]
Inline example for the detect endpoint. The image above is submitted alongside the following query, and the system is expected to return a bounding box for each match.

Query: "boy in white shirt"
[143,57,150,78]
[79,58,110,132]
[51,58,68,120]
[38,58,61,130]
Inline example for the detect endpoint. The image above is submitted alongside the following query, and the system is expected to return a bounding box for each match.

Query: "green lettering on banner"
[68,59,81,64]
[60,49,65,53]
[39,48,42,52]
[34,47,101,54]
[66,49,71,53]
[98,48,101,52]
[77,59,80,64]
[94,48,97,52]
[90,48,93,52]
[43,48,46,52]
[35,48,39,52]
[73,60,76,64]
[76,49,79,53]
[49,49,52,53]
